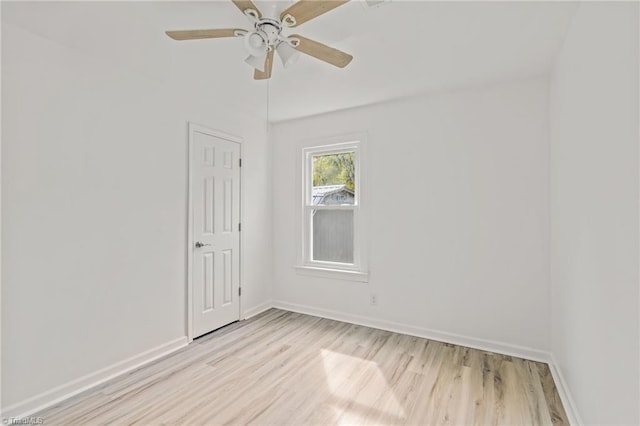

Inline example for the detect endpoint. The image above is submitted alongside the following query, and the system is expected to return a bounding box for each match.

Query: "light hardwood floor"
[36,309,568,425]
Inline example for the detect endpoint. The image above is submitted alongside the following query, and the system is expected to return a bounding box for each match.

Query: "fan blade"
[166,29,243,40]
[254,49,274,80]
[280,0,349,28]
[232,0,262,18]
[291,35,353,68]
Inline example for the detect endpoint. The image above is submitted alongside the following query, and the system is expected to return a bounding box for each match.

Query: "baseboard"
[2,336,189,420]
[243,300,273,319]
[548,353,583,425]
[272,300,551,363]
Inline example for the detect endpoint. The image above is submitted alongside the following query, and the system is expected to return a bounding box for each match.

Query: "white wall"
[549,3,639,425]
[1,22,272,411]
[0,4,3,418]
[271,78,551,354]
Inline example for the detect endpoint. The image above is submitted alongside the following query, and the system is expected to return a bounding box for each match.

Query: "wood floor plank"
[537,362,570,425]
[34,309,569,425]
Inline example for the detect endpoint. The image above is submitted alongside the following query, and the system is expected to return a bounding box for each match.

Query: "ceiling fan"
[165,0,353,80]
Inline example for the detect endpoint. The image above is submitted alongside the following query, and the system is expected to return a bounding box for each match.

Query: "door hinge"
[238,223,241,232]
[239,158,242,167]
[239,287,242,296]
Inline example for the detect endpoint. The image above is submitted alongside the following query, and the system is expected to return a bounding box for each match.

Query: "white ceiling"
[2,1,578,122]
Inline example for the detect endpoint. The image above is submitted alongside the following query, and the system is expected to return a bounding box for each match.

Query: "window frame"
[295,134,369,282]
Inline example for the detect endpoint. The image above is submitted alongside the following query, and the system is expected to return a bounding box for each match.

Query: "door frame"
[186,122,243,342]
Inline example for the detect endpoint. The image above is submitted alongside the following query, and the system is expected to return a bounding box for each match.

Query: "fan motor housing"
[255,19,282,47]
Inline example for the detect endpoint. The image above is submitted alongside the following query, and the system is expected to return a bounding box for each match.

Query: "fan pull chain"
[266,79,270,132]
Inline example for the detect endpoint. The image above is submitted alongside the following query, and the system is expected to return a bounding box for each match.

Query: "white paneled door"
[190,125,241,338]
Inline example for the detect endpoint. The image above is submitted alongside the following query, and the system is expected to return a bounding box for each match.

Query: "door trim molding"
[186,122,243,342]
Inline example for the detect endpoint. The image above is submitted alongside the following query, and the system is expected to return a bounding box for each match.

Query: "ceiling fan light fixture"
[244,30,267,56]
[276,41,300,68]
[245,54,267,72]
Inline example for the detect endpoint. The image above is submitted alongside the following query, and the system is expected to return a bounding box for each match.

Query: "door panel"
[191,129,240,338]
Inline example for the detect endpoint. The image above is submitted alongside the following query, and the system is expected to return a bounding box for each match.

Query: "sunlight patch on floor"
[320,348,406,424]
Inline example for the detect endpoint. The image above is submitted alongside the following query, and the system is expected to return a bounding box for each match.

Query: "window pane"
[312,152,355,205]
[312,209,354,264]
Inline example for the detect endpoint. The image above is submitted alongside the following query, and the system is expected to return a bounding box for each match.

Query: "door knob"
[195,241,211,248]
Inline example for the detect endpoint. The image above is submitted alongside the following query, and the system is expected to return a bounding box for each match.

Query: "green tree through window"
[312,152,355,191]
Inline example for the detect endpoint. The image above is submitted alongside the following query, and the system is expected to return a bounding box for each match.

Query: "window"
[296,137,368,282]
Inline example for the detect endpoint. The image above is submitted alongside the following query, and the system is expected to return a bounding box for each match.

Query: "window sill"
[294,265,369,283]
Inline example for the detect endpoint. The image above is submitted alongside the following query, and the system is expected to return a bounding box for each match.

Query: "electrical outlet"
[370,294,377,306]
